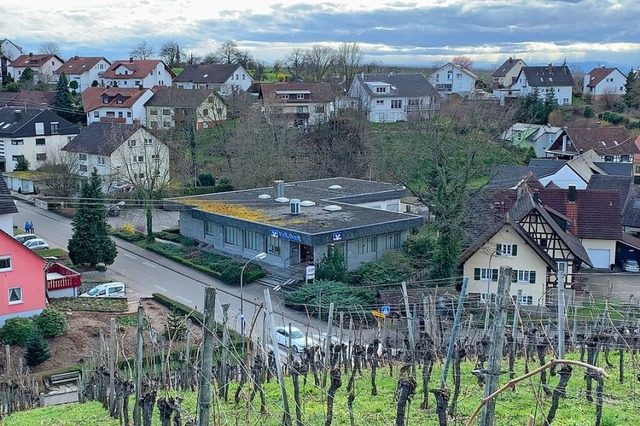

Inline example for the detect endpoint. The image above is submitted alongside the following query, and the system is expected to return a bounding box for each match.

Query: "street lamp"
[240,252,267,338]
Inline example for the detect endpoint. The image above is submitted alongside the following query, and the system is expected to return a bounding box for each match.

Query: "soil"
[10,298,203,375]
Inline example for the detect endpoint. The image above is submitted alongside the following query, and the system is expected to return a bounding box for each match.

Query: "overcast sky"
[3,0,640,70]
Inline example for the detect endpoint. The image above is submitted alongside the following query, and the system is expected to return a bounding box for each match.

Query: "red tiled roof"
[81,87,151,112]
[585,67,619,88]
[100,59,173,80]
[55,56,109,75]
[566,127,636,155]
[11,54,64,68]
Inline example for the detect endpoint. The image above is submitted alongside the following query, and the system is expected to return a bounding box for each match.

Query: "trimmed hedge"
[110,229,145,243]
[153,231,197,247]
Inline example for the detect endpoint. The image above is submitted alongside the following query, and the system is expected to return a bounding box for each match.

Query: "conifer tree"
[24,331,51,367]
[624,68,640,109]
[68,168,117,267]
[53,72,74,122]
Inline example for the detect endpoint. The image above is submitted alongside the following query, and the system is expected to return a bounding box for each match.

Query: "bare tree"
[284,48,306,81]
[39,42,61,55]
[452,56,474,70]
[337,42,364,87]
[159,42,182,67]
[130,41,155,60]
[37,150,81,197]
[304,45,337,82]
[216,40,239,64]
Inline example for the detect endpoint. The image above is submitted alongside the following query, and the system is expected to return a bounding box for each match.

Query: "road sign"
[381,305,391,316]
[371,310,386,318]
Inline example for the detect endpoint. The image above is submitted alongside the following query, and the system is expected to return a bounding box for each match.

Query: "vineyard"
[2,268,640,426]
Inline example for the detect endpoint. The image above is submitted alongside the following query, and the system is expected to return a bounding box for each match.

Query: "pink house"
[0,230,47,326]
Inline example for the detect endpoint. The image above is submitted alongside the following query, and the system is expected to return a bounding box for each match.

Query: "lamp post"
[240,252,267,338]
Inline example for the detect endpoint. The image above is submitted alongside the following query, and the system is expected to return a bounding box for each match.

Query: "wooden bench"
[49,371,81,386]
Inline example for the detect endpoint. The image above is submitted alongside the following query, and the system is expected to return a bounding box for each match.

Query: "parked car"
[274,326,312,352]
[14,234,37,244]
[623,259,640,272]
[80,282,126,298]
[24,238,49,250]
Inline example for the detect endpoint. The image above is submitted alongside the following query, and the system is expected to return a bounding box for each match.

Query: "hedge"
[110,229,145,243]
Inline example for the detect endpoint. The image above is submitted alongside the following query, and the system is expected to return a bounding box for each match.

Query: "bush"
[111,228,145,242]
[583,105,595,118]
[346,251,415,286]
[35,307,67,338]
[3,317,36,345]
[317,248,346,281]
[197,173,215,187]
[284,280,376,320]
[24,331,51,367]
[154,231,197,247]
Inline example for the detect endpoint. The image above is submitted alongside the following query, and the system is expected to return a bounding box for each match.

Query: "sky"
[3,0,640,71]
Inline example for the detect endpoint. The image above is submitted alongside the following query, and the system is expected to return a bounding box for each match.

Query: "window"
[11,139,24,145]
[135,81,141,86]
[204,221,215,236]
[116,98,123,104]
[243,230,261,251]
[621,155,630,162]
[496,243,517,256]
[79,165,88,172]
[150,109,158,115]
[36,153,46,162]
[150,121,158,129]
[97,157,105,165]
[474,268,498,282]
[268,236,281,256]
[163,121,172,128]
[358,236,377,255]
[35,138,45,146]
[151,154,160,161]
[202,108,209,116]
[127,112,132,118]
[557,261,568,274]
[133,155,144,163]
[381,232,400,250]
[391,100,402,109]
[297,94,305,99]
[78,153,87,160]
[145,138,153,145]
[376,87,386,93]
[8,287,22,304]
[456,73,462,78]
[517,290,533,306]
[118,111,124,118]
[94,111,99,117]
[281,94,289,99]
[35,122,44,135]
[162,109,171,115]
[511,270,536,283]
[636,166,640,174]
[0,256,11,271]
[376,100,384,105]
[51,122,59,134]
[128,139,137,147]
[11,155,23,162]
[224,226,240,246]
[315,106,325,113]
[103,96,109,104]
[242,74,245,80]
[106,111,115,118]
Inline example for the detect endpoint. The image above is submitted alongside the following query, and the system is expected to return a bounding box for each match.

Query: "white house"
[491,57,527,89]
[0,107,78,172]
[173,64,253,96]
[61,123,170,191]
[55,56,111,92]
[348,73,440,123]
[428,62,477,96]
[583,67,627,99]
[9,54,65,84]
[258,82,335,128]
[144,88,227,131]
[510,64,574,106]
[100,59,174,89]
[82,87,153,126]
[0,39,23,62]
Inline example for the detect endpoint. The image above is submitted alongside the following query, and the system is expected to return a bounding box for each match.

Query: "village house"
[173,64,253,96]
[144,87,227,130]
[9,53,65,84]
[491,57,527,89]
[258,82,335,128]
[583,66,627,99]
[428,62,477,96]
[100,59,174,89]
[82,87,154,126]
[509,64,574,106]
[55,56,111,92]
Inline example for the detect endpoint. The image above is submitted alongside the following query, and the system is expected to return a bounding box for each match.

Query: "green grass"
[38,248,69,260]
[4,350,639,426]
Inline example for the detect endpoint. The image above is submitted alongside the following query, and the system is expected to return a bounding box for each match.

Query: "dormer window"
[103,96,109,104]
[376,87,386,93]
[281,94,289,99]
[297,94,305,99]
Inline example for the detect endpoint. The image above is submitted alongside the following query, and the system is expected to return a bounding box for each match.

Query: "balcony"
[46,263,81,296]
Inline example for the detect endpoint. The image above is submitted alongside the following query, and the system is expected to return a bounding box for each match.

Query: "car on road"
[623,259,640,272]
[274,326,312,352]
[24,238,49,250]
[80,282,126,298]
[14,234,37,244]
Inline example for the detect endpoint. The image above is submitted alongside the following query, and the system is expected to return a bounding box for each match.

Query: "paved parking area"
[107,208,179,232]
[582,271,640,303]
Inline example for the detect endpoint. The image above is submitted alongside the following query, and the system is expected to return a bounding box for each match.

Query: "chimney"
[138,84,143,90]
[29,52,33,57]
[561,134,568,152]
[360,72,364,79]
[533,189,540,204]
[601,64,606,68]
[14,110,22,121]
[547,63,553,74]
[74,55,79,60]
[568,185,576,202]
[129,57,134,63]
[273,180,285,199]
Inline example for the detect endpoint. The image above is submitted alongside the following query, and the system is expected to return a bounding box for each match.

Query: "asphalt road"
[14,200,329,348]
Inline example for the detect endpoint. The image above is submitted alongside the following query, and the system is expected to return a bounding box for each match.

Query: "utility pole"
[440,277,469,388]
[109,317,116,416]
[264,288,292,426]
[197,287,216,426]
[480,266,512,426]
[557,270,566,358]
[401,281,416,354]
[219,303,230,398]
[134,306,144,426]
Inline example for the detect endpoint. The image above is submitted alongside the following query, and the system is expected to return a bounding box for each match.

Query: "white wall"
[1,134,77,172]
[539,167,587,189]
[581,238,616,267]
[0,214,13,235]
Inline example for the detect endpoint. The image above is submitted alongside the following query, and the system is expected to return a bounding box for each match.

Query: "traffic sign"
[381,305,391,316]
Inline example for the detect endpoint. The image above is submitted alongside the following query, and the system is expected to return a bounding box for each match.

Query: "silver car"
[274,326,313,352]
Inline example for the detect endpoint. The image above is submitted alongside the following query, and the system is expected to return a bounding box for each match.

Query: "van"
[14,234,37,244]
[80,282,126,298]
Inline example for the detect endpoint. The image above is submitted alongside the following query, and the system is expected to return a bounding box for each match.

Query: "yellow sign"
[371,310,386,318]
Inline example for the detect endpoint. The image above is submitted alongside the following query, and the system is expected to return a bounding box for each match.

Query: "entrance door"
[290,242,300,264]
[300,245,314,263]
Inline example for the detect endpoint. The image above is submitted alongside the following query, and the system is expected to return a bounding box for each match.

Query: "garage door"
[587,249,611,269]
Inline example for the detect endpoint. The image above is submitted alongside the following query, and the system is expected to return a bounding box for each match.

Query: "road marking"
[123,253,138,260]
[154,285,168,292]
[143,261,157,269]
[177,296,192,304]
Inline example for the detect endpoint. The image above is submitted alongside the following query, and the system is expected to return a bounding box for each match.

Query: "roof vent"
[328,184,342,190]
[275,197,289,203]
[300,200,315,207]
[258,194,271,199]
[274,180,285,198]
[290,199,301,215]
[323,205,342,212]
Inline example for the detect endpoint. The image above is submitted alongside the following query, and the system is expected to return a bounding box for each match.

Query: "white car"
[80,282,126,298]
[274,326,312,352]
[24,238,49,250]
[623,259,640,272]
[14,234,37,244]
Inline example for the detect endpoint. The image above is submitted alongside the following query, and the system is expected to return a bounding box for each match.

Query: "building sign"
[270,229,303,243]
[306,265,316,281]
[332,232,343,241]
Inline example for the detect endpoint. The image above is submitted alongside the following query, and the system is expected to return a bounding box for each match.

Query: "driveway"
[582,270,640,303]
